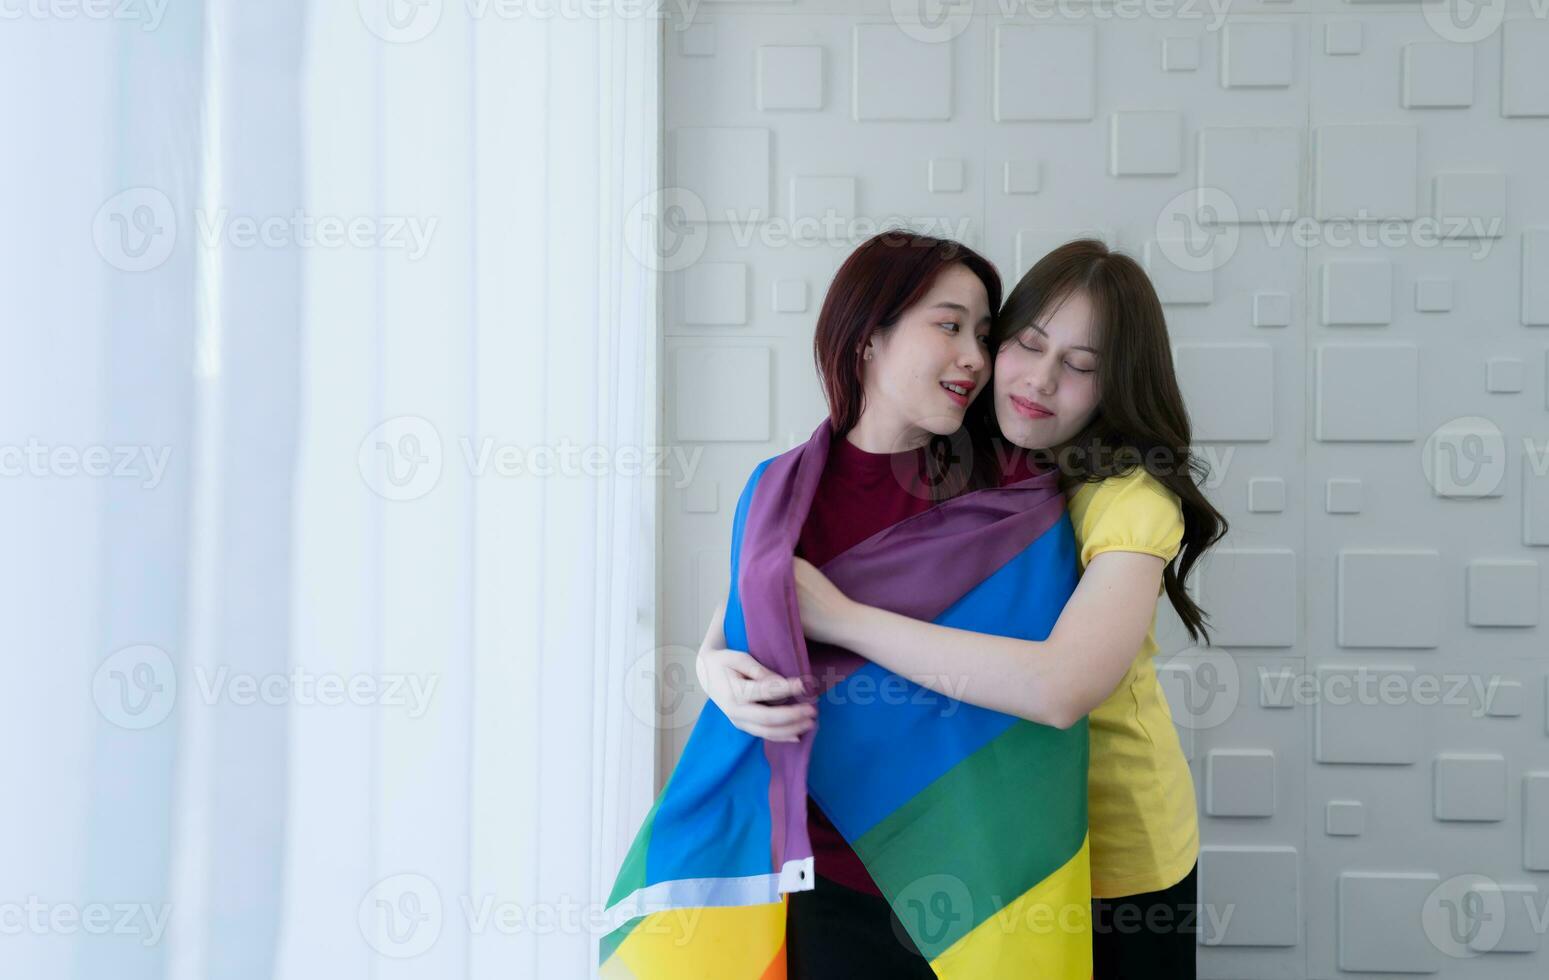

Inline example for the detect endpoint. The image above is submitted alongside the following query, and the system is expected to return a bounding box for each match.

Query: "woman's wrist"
[828,596,870,651]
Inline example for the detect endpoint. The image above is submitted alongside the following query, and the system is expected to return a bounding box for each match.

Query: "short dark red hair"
[811,231,1003,496]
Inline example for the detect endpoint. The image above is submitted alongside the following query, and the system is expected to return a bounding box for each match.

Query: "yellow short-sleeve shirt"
[1067,467,1199,898]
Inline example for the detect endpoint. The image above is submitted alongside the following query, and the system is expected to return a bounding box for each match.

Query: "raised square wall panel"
[1502,20,1549,117]
[1198,846,1300,946]
[1524,228,1549,325]
[1467,560,1540,627]
[1337,549,1442,648]
[1434,753,1507,821]
[928,158,964,193]
[1401,42,1474,108]
[1526,773,1549,870]
[1261,667,1297,709]
[1337,873,1443,973]
[1253,290,1291,326]
[682,480,717,514]
[1527,463,1549,545]
[1326,800,1365,836]
[1326,478,1363,514]
[1206,749,1276,817]
[1003,160,1040,194]
[1220,22,1294,89]
[1248,477,1286,513]
[1469,882,1543,953]
[1426,417,1507,498]
[1109,111,1181,176]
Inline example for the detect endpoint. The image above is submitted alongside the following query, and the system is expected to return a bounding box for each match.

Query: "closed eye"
[1020,337,1093,373]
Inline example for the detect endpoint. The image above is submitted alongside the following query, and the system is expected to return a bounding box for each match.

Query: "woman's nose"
[1036,362,1058,394]
[960,341,986,374]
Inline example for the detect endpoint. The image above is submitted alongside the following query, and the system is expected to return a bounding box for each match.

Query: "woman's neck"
[845,410,930,455]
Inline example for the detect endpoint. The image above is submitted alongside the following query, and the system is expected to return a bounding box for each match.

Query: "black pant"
[786,874,935,979]
[1091,862,1199,980]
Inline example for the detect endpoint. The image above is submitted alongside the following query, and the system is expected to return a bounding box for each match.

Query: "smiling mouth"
[940,382,971,406]
[1010,396,1053,419]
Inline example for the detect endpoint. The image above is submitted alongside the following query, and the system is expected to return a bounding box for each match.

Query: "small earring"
[862,349,873,361]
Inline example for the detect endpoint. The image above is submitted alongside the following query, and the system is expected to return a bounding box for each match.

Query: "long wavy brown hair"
[969,238,1230,644]
[813,230,1004,500]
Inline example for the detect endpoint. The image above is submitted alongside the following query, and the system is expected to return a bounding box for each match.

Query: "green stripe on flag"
[606,790,664,908]
[599,915,639,966]
[852,718,1089,960]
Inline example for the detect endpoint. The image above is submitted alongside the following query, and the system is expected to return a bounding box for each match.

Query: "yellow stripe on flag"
[611,898,788,980]
[930,835,1092,980]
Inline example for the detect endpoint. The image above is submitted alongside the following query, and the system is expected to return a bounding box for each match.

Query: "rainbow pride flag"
[600,421,1090,978]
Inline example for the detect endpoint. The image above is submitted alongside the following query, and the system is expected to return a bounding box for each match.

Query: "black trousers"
[1091,862,1199,980]
[786,874,935,979]
[787,863,1199,979]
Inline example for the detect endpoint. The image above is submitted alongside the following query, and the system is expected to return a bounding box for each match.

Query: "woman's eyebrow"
[931,300,992,326]
[1028,323,1098,354]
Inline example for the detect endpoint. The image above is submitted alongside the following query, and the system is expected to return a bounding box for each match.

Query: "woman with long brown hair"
[770,238,1229,978]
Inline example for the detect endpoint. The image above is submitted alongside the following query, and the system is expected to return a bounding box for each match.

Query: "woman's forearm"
[826,551,1166,729]
[834,602,1081,728]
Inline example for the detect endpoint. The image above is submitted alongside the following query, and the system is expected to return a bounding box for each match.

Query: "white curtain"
[2,4,661,979]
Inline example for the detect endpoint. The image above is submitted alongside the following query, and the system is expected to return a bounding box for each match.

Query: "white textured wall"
[659,2,1549,976]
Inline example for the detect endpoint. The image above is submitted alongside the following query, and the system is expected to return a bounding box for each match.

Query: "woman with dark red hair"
[695,230,1002,976]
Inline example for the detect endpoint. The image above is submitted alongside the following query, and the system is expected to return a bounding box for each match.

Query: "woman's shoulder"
[1070,465,1180,513]
[1068,466,1184,550]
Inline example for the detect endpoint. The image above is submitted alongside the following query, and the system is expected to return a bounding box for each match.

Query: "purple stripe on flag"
[735,419,1069,877]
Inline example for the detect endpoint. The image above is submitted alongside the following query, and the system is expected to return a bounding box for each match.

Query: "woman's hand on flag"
[695,603,817,743]
[792,557,856,646]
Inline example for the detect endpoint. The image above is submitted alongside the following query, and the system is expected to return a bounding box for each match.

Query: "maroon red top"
[796,433,932,895]
[998,445,1047,485]
[796,437,1049,894]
